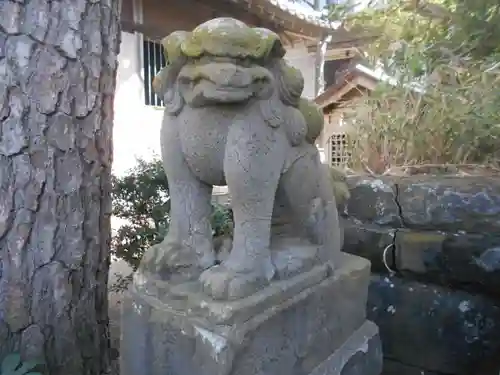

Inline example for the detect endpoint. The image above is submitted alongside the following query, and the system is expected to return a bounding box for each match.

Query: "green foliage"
[0,353,42,375]
[331,0,500,173]
[344,64,500,173]
[111,158,170,268]
[340,0,500,66]
[211,204,233,238]
[111,158,233,270]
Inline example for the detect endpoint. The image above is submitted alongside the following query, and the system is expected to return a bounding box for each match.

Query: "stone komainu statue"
[140,18,343,301]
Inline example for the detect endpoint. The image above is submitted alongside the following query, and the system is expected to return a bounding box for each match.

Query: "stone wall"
[341,175,500,375]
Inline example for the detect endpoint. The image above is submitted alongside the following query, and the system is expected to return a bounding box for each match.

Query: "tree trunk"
[0,1,120,374]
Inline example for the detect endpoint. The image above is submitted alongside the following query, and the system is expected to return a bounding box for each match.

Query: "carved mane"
[152,19,323,145]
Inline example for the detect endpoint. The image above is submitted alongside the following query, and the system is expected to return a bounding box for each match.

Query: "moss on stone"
[161,31,190,64]
[180,18,284,60]
[281,61,304,102]
[298,98,324,144]
[332,181,351,206]
[330,166,350,205]
[399,231,445,244]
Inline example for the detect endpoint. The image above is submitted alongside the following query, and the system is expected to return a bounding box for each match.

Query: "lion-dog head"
[153,18,324,145]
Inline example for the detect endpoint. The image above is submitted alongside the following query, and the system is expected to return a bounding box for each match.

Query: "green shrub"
[111,158,233,270]
[344,59,500,174]
[334,0,500,174]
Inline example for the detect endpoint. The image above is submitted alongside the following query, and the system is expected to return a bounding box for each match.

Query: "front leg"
[138,118,216,280]
[200,116,286,300]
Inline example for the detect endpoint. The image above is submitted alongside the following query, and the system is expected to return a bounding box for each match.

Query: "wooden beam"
[306,33,379,53]
[281,31,299,46]
[285,29,318,42]
[120,19,169,40]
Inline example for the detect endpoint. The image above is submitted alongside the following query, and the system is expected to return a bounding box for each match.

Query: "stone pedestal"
[121,253,382,375]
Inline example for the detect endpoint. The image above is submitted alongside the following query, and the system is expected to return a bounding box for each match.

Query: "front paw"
[138,237,214,281]
[199,263,274,301]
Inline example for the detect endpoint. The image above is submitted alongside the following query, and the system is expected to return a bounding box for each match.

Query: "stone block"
[344,177,401,227]
[381,360,441,375]
[441,233,500,296]
[395,230,500,297]
[394,230,446,275]
[121,253,382,375]
[342,218,396,273]
[397,176,500,233]
[367,274,500,375]
[309,321,382,375]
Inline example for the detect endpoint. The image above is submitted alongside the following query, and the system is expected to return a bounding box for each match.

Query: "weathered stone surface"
[310,321,382,375]
[382,360,441,375]
[343,177,401,227]
[367,275,500,375]
[144,17,344,301]
[397,176,500,233]
[341,174,500,374]
[121,253,382,375]
[344,175,500,233]
[342,218,396,273]
[441,234,500,296]
[395,230,500,297]
[394,230,446,280]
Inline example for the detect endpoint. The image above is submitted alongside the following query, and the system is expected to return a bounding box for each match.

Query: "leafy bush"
[344,59,500,173]
[0,353,42,375]
[211,204,233,238]
[111,158,170,268]
[111,158,233,270]
[335,0,500,174]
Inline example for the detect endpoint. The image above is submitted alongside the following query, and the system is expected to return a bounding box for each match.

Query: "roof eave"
[235,0,357,40]
[314,68,378,108]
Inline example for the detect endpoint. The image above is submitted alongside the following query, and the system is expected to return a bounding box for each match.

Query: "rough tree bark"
[0,0,120,374]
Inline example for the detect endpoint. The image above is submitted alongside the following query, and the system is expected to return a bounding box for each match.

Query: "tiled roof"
[267,0,342,29]
[234,0,342,30]
[315,63,425,107]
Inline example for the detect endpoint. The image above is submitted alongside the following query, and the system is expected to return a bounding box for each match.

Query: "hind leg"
[279,148,342,266]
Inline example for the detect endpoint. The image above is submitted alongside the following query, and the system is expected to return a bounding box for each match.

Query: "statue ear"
[152,61,185,116]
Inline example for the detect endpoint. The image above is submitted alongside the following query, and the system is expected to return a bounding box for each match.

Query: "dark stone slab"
[381,360,441,375]
[121,253,382,375]
[394,230,446,275]
[367,274,500,375]
[395,230,500,297]
[396,176,500,233]
[342,218,396,273]
[344,177,401,227]
[441,233,500,297]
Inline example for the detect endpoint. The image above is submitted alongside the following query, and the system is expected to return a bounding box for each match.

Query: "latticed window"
[329,133,350,167]
[142,39,166,107]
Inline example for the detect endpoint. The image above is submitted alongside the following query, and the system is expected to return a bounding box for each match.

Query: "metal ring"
[382,243,396,275]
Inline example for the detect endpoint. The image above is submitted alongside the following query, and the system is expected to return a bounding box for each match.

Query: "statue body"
[141,18,343,301]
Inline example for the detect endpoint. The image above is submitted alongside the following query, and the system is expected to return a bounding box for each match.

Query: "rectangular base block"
[310,320,382,375]
[121,253,382,375]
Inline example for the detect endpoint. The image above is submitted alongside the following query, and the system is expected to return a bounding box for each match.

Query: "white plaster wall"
[113,31,164,177]
[285,44,316,100]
